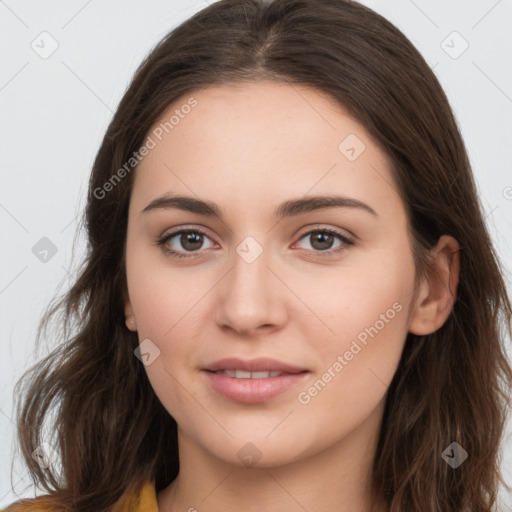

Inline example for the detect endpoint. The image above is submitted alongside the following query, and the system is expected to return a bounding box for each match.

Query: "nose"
[214,241,288,337]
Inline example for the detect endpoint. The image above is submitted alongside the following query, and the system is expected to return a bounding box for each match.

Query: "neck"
[157,400,387,512]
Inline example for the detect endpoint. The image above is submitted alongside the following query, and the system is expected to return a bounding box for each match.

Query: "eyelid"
[157,224,355,258]
[291,225,354,257]
[159,224,214,240]
[294,223,355,243]
[156,225,215,258]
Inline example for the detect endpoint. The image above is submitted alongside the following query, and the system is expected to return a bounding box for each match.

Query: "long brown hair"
[6,0,511,510]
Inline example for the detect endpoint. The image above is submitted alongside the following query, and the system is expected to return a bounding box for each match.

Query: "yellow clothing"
[1,479,158,512]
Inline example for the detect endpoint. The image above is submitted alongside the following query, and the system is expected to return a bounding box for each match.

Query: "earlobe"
[123,286,137,332]
[409,235,460,336]
[126,318,137,331]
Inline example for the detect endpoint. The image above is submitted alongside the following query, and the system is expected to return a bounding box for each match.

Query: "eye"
[293,227,353,257]
[157,226,354,259]
[157,228,215,258]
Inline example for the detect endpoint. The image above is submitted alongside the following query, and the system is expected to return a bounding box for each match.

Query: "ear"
[122,285,137,332]
[409,235,460,336]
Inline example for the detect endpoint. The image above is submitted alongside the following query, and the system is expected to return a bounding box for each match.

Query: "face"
[124,80,420,467]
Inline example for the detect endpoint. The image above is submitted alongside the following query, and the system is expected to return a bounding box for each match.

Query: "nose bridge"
[232,236,269,293]
[230,235,273,306]
[215,234,284,333]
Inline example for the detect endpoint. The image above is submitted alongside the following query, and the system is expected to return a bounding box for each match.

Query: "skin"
[123,80,460,512]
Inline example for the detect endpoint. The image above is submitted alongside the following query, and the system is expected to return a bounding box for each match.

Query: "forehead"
[147,80,369,158]
[131,80,400,218]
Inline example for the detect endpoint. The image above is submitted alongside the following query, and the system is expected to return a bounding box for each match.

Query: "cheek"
[292,247,415,344]
[297,245,415,398]
[126,245,205,339]
[125,246,210,396]
[126,264,201,418]
[293,281,411,442]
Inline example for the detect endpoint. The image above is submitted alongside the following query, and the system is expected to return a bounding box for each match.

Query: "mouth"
[206,369,298,379]
[201,357,310,403]
[202,356,308,374]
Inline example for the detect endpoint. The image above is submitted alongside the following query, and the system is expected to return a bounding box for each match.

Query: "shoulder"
[113,479,159,512]
[1,479,158,512]
[1,495,60,512]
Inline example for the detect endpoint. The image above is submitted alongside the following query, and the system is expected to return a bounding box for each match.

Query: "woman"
[3,0,511,511]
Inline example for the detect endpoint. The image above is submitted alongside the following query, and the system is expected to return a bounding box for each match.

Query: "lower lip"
[202,371,310,403]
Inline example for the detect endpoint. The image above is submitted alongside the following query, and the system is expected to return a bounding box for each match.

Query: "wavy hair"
[6,0,512,510]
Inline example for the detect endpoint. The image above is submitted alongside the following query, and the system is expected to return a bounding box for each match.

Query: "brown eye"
[179,232,204,251]
[308,231,336,251]
[295,228,353,257]
[157,228,215,258]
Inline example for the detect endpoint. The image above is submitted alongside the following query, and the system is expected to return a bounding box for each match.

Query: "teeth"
[215,370,283,378]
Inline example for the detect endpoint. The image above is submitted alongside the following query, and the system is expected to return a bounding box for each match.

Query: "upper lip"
[203,357,308,374]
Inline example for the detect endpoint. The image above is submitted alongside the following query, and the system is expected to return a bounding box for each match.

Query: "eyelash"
[156,226,354,259]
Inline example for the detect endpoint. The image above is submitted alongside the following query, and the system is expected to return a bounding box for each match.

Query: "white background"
[1,0,511,509]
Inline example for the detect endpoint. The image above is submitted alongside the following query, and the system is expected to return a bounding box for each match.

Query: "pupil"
[312,232,333,250]
[182,232,203,251]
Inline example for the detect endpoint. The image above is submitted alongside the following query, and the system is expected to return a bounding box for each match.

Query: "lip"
[202,370,310,404]
[202,357,307,374]
[202,358,310,403]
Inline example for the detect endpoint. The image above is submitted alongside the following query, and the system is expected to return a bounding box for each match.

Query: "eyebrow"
[141,194,377,219]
